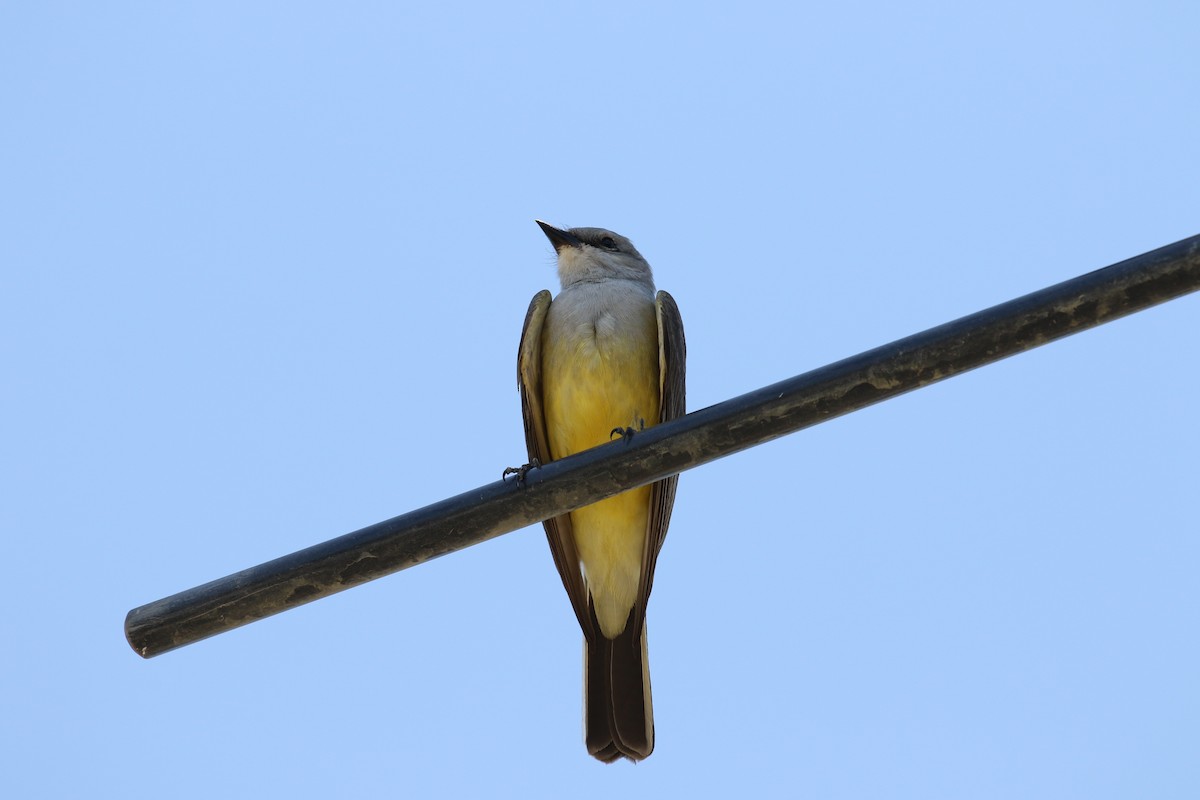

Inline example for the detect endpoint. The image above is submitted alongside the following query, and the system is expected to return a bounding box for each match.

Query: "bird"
[516,220,685,762]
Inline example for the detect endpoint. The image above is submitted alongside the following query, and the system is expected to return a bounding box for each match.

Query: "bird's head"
[536,220,654,288]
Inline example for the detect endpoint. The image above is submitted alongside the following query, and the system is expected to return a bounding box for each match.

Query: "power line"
[125,233,1200,658]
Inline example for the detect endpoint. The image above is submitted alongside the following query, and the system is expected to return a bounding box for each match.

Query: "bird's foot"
[502,459,541,488]
[609,419,646,442]
[610,425,637,442]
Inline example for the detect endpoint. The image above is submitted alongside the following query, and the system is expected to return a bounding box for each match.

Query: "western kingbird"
[517,221,685,762]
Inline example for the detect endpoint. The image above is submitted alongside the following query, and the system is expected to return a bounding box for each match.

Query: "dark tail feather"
[585,618,654,762]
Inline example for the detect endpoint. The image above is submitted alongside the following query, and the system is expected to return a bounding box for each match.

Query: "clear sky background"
[3,3,1198,798]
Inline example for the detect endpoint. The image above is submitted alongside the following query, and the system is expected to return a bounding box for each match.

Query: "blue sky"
[3,2,1198,797]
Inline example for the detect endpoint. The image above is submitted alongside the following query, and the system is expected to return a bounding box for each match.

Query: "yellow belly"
[542,303,660,639]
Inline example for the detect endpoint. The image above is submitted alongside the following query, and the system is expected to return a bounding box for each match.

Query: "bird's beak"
[536,220,583,253]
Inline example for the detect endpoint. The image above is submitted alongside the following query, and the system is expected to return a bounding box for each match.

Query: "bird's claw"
[503,459,541,488]
[609,418,646,442]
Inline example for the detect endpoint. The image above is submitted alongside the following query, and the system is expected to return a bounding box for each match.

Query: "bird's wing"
[517,290,593,637]
[633,290,686,633]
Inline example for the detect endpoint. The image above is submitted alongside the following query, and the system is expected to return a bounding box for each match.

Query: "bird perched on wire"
[516,221,685,762]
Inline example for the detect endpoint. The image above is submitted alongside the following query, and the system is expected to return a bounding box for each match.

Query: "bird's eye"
[600,236,617,250]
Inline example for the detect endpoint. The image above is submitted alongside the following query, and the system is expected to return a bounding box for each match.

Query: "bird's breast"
[541,290,660,460]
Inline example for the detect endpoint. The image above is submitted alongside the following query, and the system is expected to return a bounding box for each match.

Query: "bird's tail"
[584,618,654,762]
